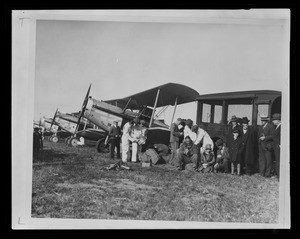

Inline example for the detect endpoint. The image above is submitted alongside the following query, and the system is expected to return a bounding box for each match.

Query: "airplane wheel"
[65,136,71,144]
[52,136,59,143]
[96,138,107,153]
[49,135,53,142]
[69,137,79,147]
[66,137,72,146]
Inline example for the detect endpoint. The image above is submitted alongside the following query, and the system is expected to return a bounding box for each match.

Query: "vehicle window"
[214,105,222,124]
[228,104,253,125]
[202,104,211,123]
[257,104,269,125]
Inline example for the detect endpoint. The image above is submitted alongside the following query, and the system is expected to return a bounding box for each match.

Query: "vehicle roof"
[196,90,281,102]
[105,82,200,109]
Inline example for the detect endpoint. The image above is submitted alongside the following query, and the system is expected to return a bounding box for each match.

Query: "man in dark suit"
[270,113,281,180]
[240,117,259,175]
[108,120,122,159]
[258,116,275,177]
[226,115,242,147]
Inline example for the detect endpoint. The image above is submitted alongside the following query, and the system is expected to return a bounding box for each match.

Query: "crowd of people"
[107,118,148,163]
[33,112,281,181]
[170,113,281,180]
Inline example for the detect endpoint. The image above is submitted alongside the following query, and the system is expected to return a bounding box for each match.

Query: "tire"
[67,137,73,146]
[69,137,79,147]
[52,136,59,143]
[96,138,108,153]
[49,135,53,142]
[65,136,71,144]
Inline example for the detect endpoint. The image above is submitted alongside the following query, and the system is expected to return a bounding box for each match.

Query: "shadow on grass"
[33,148,78,164]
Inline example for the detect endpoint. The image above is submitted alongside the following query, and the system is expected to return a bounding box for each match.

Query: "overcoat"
[226,124,242,147]
[240,126,259,165]
[228,137,243,163]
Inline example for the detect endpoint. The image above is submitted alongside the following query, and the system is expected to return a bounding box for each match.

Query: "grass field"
[31,139,279,223]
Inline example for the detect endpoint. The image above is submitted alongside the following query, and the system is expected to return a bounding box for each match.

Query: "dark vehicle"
[195,90,281,144]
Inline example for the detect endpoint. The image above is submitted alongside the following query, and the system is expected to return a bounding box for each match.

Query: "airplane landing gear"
[96,138,108,153]
[51,136,59,143]
[65,136,71,145]
[68,137,79,147]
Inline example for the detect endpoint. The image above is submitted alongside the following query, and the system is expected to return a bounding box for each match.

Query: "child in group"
[214,139,230,173]
[197,144,215,173]
[228,128,243,175]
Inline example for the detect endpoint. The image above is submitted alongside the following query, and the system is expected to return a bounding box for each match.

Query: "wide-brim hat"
[272,113,281,120]
[185,119,193,125]
[260,115,270,121]
[230,115,238,122]
[241,117,250,124]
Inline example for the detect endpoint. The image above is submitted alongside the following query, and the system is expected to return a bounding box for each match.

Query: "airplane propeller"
[49,108,58,132]
[74,83,92,134]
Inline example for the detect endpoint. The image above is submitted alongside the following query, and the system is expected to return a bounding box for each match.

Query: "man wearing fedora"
[240,117,259,175]
[258,115,275,177]
[226,115,241,148]
[269,113,281,180]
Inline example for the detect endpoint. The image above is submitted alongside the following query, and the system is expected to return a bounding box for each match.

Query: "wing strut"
[154,105,169,119]
[149,88,160,128]
[170,97,178,127]
[122,98,132,113]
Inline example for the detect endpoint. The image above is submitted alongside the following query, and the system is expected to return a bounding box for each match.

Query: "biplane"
[47,108,96,144]
[68,83,200,152]
[41,117,59,136]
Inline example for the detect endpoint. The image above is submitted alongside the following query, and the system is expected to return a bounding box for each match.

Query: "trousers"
[110,139,121,159]
[131,142,142,162]
[274,145,280,180]
[121,137,130,162]
[169,141,179,164]
[177,153,198,169]
[214,158,230,173]
[258,145,272,177]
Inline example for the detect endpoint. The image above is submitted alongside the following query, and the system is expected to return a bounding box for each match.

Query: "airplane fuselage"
[84,97,169,131]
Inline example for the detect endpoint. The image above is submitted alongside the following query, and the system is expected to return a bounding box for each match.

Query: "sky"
[34,16,288,125]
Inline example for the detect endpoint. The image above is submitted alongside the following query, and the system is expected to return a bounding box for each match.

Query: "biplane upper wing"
[104,83,200,110]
